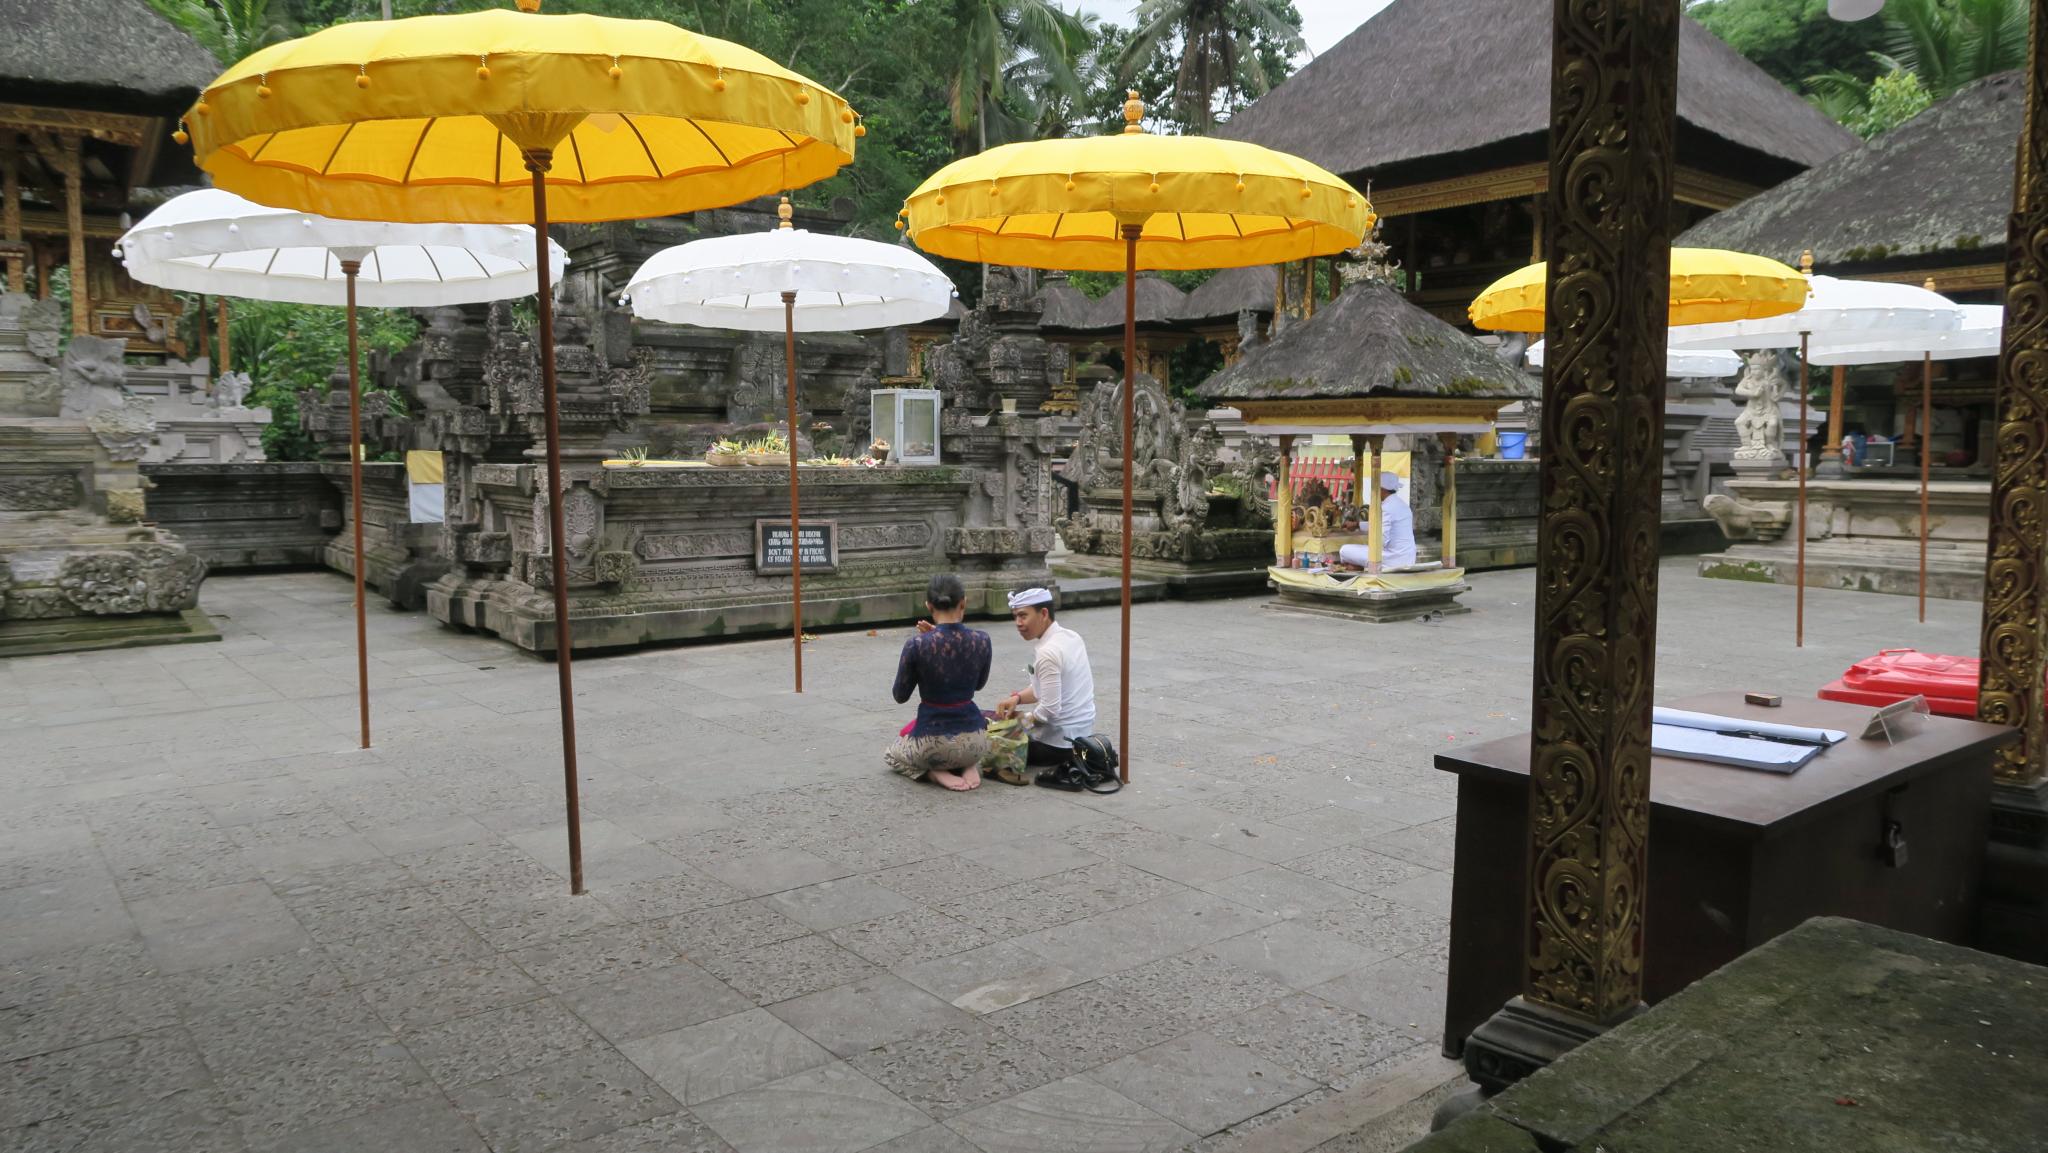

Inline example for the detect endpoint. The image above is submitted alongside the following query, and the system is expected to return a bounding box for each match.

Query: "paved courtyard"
[0,561,1983,1153]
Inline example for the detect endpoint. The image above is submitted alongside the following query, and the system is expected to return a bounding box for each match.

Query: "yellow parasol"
[180,0,857,895]
[1467,248,1808,333]
[902,93,1371,781]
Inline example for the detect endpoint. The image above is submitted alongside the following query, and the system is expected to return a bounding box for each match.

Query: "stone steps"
[1051,575,1171,608]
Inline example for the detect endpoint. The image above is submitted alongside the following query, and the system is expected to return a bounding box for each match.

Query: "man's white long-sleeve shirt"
[1025,622,1095,749]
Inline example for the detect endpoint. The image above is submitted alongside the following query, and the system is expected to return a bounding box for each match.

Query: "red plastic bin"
[1818,649,1985,719]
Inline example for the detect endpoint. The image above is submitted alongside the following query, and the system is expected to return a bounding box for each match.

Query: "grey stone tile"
[1206,921,1392,991]
[944,1075,1193,1153]
[143,912,315,975]
[1299,895,1445,959]
[1374,869,1454,918]
[289,885,455,945]
[1012,890,1277,981]
[127,882,288,936]
[591,870,747,923]
[1359,819,1458,871]
[453,891,625,952]
[358,958,544,1034]
[619,1008,832,1105]
[452,1049,682,1153]
[862,1127,983,1153]
[935,863,1184,939]
[691,1061,929,1153]
[688,849,856,899]
[164,949,345,1020]
[320,915,495,985]
[504,924,686,994]
[1193,866,1366,920]
[1092,1031,1318,1136]
[825,908,993,968]
[697,935,880,1006]
[506,819,647,875]
[650,900,810,962]
[984,982,1186,1077]
[107,848,265,902]
[0,1085,241,1153]
[0,1027,212,1127]
[846,1021,1063,1119]
[1287,844,1436,896]
[185,990,395,1076]
[867,857,1010,905]
[0,938,155,1005]
[1210,994,1414,1090]
[560,1111,736,1153]
[404,997,603,1089]
[0,978,180,1061]
[1096,950,1295,1029]
[764,878,916,932]
[244,1095,489,1153]
[768,974,976,1059]
[895,942,1084,1015]
[1307,956,1447,1041]
[1055,822,1264,886]
[559,963,752,1043]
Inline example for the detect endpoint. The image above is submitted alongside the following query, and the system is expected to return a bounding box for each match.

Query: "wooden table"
[1438,691,2014,1057]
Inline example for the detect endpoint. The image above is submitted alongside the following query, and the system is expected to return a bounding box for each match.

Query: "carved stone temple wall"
[264,199,1055,653]
[0,293,211,655]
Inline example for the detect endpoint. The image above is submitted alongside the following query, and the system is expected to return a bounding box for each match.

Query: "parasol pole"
[1920,349,1933,621]
[784,288,804,692]
[525,148,584,897]
[1119,222,1140,784]
[1796,332,1809,648]
[341,257,371,748]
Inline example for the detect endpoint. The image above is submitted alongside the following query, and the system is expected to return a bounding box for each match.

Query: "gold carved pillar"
[29,132,88,334]
[1439,432,1461,568]
[1974,0,2048,965]
[1365,434,1384,573]
[1460,0,1679,1094]
[1274,434,1295,565]
[217,298,232,373]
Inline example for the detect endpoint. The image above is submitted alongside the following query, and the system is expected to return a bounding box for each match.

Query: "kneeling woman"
[886,574,993,791]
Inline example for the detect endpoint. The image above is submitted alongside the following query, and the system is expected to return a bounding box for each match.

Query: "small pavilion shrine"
[1196,279,1535,622]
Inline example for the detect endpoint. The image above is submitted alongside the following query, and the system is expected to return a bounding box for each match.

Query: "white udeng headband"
[1008,588,1053,609]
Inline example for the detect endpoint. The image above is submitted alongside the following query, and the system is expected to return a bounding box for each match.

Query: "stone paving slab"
[0,563,1982,1152]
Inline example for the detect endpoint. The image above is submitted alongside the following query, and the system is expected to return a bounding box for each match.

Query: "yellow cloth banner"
[405,450,445,484]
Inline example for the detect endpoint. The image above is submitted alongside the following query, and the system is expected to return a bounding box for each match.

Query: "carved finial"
[1924,276,1938,292]
[1123,90,1144,134]
[514,0,542,11]
[1800,248,1813,275]
[777,196,794,229]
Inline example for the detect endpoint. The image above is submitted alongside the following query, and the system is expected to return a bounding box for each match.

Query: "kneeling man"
[994,587,1095,781]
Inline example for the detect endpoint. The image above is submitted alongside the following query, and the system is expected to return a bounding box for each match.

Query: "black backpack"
[1035,735,1121,794]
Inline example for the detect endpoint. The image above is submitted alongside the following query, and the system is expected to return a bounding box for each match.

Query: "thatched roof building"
[1082,275,1189,330]
[1034,276,1097,332]
[1198,281,1535,404]
[1,0,219,114]
[1182,266,1279,324]
[1677,71,2021,294]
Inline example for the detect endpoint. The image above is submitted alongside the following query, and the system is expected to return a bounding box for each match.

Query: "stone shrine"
[0,294,210,654]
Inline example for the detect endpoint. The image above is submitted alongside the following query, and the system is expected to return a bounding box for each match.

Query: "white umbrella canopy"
[116,189,566,307]
[1667,275,1961,351]
[623,227,955,332]
[1809,304,2004,365]
[1527,339,1741,378]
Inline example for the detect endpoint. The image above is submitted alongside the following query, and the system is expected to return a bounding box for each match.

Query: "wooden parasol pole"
[784,289,804,692]
[341,260,371,749]
[1920,350,1933,621]
[1118,223,1140,783]
[526,149,584,896]
[1796,333,1809,648]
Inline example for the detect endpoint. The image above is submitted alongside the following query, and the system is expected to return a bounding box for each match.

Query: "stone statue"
[60,335,156,462]
[1732,350,1786,465]
[214,371,252,410]
[1703,492,1793,542]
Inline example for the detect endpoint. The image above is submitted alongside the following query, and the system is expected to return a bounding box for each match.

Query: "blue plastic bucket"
[1498,431,1528,460]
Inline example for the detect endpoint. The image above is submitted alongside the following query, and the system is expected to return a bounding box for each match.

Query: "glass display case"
[870,388,942,464]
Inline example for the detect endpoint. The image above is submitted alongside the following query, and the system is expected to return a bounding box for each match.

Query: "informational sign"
[755,519,839,574]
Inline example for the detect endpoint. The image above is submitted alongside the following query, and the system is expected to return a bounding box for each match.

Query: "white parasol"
[622,202,955,692]
[118,189,568,751]
[1527,340,1742,379]
[1809,303,2003,622]
[1669,271,1963,647]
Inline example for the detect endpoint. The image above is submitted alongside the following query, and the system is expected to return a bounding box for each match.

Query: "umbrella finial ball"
[1123,90,1144,133]
[609,65,623,80]
[778,196,794,229]
[1800,249,1814,274]
[515,0,543,11]
[356,73,371,89]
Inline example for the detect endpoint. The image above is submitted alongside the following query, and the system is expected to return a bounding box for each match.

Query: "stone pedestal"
[139,462,342,570]
[1699,477,1990,600]
[0,294,212,656]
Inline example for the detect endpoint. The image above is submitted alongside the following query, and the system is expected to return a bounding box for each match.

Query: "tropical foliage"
[145,0,298,64]
[216,298,419,460]
[1119,0,1304,133]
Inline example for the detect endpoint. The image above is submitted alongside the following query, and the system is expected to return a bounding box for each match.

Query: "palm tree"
[943,0,1090,153]
[146,0,295,65]
[1119,0,1305,134]
[1882,0,2025,97]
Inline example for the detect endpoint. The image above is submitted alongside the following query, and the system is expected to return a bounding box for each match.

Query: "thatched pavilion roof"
[1221,0,1853,180]
[0,0,219,111]
[1676,71,2021,269]
[1034,277,1097,331]
[1197,281,1536,403]
[1082,275,1189,330]
[1182,266,1280,323]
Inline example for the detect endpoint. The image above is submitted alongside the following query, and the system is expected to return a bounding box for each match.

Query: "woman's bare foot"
[931,769,974,791]
[960,766,982,790]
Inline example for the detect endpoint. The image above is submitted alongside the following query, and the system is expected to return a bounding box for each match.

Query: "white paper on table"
[1650,723,1821,772]
[1652,707,1846,746]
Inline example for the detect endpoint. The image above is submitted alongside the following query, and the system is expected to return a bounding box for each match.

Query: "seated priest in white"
[1338,472,1417,570]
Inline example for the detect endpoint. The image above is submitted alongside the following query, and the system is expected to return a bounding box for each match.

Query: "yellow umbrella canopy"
[1467,248,1808,333]
[901,94,1369,270]
[180,5,859,224]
